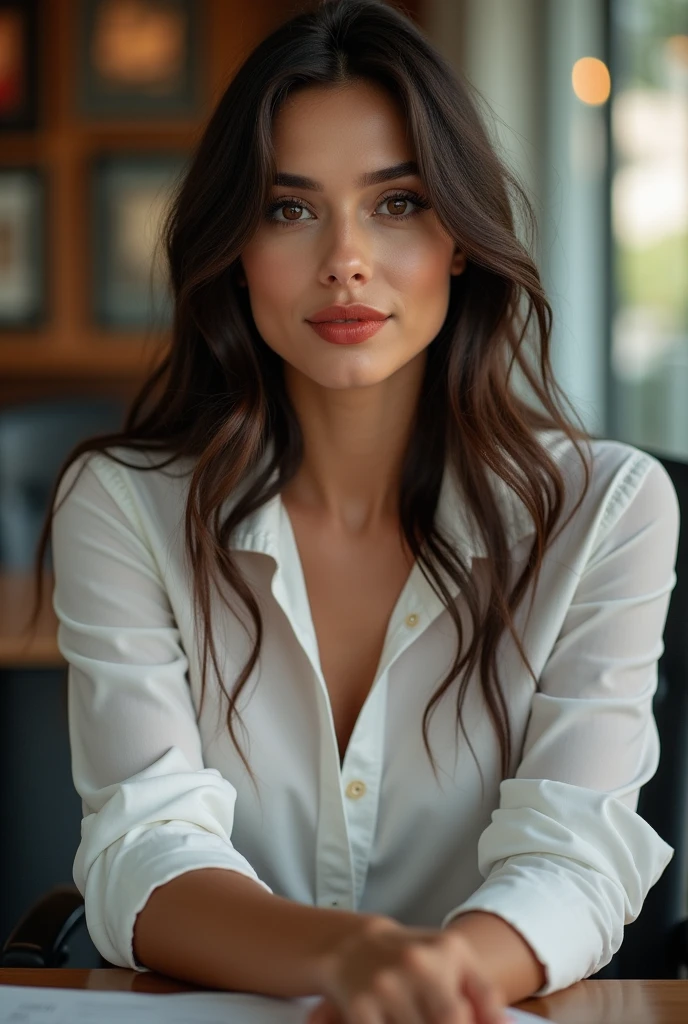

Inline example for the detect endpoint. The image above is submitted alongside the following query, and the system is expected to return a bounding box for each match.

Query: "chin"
[310,362,401,390]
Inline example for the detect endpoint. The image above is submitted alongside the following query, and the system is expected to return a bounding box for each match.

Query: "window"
[610,0,688,457]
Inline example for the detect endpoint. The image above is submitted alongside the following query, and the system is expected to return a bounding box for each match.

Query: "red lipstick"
[307,319,390,344]
[305,302,392,345]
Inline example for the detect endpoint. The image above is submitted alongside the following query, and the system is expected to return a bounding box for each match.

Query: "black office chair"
[0,398,125,969]
[3,447,688,974]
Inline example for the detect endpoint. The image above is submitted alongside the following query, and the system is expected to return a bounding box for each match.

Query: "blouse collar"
[228,429,567,564]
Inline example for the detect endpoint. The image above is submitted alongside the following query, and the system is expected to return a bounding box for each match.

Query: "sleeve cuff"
[440,779,674,996]
[80,822,273,971]
[441,858,590,996]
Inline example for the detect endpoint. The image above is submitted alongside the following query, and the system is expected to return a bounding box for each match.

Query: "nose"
[317,215,373,286]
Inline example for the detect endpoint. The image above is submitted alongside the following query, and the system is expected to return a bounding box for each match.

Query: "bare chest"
[285,505,415,765]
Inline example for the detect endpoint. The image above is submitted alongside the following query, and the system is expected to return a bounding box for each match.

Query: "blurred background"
[0,0,686,968]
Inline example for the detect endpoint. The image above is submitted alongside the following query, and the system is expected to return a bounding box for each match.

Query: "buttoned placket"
[269,502,460,911]
[223,441,535,913]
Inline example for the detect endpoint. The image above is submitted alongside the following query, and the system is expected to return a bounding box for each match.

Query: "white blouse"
[51,429,679,996]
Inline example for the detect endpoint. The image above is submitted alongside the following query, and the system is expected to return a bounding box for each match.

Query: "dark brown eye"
[374,191,431,220]
[385,197,409,215]
[264,198,315,225]
[282,204,304,221]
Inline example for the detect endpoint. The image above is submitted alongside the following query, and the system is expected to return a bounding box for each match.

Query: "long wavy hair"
[27,0,593,793]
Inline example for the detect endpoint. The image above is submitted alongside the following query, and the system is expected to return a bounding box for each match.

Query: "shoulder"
[536,428,679,555]
[54,445,196,534]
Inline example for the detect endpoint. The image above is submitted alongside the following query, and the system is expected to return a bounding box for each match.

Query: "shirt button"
[345,780,367,800]
[405,612,419,628]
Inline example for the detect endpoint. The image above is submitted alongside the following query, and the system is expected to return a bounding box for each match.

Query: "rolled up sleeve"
[52,453,273,971]
[440,453,679,995]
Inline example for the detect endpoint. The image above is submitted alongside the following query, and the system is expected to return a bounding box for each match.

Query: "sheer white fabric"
[51,430,679,995]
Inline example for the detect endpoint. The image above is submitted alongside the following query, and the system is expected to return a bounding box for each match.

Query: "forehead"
[271,81,413,177]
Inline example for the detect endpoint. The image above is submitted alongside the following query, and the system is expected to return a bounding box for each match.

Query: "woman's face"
[238,79,466,392]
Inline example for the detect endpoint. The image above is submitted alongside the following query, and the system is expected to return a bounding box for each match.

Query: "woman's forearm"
[445,911,548,1004]
[132,867,384,996]
[132,867,547,1002]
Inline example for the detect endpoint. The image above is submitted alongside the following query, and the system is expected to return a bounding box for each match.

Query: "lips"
[306,303,390,323]
[307,318,390,345]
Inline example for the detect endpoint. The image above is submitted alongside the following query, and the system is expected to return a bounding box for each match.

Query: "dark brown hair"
[27,0,592,794]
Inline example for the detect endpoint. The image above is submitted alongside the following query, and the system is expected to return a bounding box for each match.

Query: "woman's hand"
[308,916,511,1024]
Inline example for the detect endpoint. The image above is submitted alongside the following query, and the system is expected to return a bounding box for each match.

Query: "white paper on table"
[0,984,554,1024]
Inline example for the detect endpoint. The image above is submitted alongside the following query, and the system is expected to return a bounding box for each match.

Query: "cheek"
[243,242,305,323]
[392,248,453,333]
[386,234,452,290]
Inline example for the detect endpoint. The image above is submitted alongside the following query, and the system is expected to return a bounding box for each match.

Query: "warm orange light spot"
[572,57,611,105]
[665,35,688,66]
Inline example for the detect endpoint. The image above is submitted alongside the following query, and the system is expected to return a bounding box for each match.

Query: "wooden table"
[0,971,687,1023]
[0,571,63,667]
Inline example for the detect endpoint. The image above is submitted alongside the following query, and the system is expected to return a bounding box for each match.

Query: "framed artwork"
[91,152,188,329]
[0,167,46,327]
[77,0,201,118]
[0,0,39,130]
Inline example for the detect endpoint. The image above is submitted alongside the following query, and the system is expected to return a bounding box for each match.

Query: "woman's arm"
[53,454,285,973]
[445,911,546,1005]
[132,867,384,996]
[439,450,680,996]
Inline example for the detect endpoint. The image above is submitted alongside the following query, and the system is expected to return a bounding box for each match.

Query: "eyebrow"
[273,160,420,192]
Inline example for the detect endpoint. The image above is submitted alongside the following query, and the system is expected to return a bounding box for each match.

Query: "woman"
[29,1,678,1021]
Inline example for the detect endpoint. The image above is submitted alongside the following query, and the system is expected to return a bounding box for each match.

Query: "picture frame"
[77,0,201,119]
[91,152,188,329]
[0,0,39,131]
[0,166,46,328]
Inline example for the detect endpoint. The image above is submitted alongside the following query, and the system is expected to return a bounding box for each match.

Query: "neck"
[280,352,426,535]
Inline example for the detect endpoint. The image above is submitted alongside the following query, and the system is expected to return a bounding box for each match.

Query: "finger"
[371,973,426,1024]
[306,998,343,1024]
[462,971,508,1024]
[346,992,388,1024]
[415,983,476,1024]
[411,978,470,1024]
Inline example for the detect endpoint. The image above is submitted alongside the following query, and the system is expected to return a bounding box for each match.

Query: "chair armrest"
[1,886,85,967]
